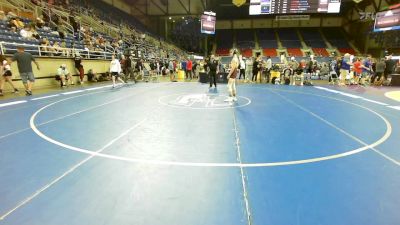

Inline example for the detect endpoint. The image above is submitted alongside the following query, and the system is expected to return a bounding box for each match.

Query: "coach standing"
[208,55,219,89]
[11,46,40,96]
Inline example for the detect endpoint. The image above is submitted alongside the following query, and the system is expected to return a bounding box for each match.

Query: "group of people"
[330,53,398,86]
[0,47,39,96]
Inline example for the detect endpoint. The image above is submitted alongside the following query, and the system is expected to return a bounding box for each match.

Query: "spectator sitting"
[15,17,25,29]
[40,38,50,55]
[51,42,62,56]
[58,23,66,39]
[35,17,45,29]
[0,11,6,22]
[60,40,69,57]
[57,64,74,86]
[8,17,18,32]
[20,25,34,40]
[30,27,41,40]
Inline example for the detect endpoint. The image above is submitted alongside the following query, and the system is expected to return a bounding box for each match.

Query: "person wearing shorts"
[353,58,362,85]
[360,55,373,86]
[57,64,74,87]
[0,54,19,96]
[226,51,239,102]
[340,53,351,85]
[110,54,125,88]
[11,46,39,96]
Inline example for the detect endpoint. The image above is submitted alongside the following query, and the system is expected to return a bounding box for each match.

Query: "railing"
[0,41,114,60]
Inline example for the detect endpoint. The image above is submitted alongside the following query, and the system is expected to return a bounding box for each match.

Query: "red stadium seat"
[312,48,330,57]
[241,49,253,58]
[338,48,356,55]
[216,48,230,56]
[287,48,303,57]
[263,48,277,57]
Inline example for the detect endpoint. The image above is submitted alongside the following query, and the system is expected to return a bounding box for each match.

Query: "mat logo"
[175,94,230,108]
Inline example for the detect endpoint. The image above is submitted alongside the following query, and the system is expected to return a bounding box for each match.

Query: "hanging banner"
[233,0,246,7]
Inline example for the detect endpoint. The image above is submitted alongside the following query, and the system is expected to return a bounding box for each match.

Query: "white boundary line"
[387,106,400,111]
[31,95,60,101]
[29,89,392,168]
[61,90,85,95]
[0,119,147,221]
[314,86,389,104]
[0,101,27,108]
[270,89,400,167]
[232,110,252,225]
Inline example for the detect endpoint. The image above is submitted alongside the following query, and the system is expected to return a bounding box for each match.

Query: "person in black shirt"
[252,54,261,82]
[385,54,397,79]
[208,55,219,88]
[125,55,136,83]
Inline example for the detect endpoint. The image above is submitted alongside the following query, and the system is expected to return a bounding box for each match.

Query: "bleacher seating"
[263,48,277,57]
[236,29,255,49]
[216,48,230,56]
[323,28,350,48]
[257,29,278,48]
[240,49,253,58]
[277,28,302,48]
[338,48,356,55]
[216,29,233,55]
[287,48,303,57]
[313,48,330,57]
[300,28,326,48]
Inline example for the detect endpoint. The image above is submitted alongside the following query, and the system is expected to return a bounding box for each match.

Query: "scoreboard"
[249,0,341,15]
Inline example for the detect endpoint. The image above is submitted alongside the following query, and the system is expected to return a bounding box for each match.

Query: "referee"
[208,55,219,88]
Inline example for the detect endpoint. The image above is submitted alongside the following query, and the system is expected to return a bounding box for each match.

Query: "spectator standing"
[360,55,373,85]
[239,55,246,80]
[245,57,253,82]
[168,60,175,81]
[10,46,39,96]
[110,54,125,88]
[125,55,136,83]
[74,54,85,84]
[340,53,352,85]
[385,54,397,79]
[353,58,362,85]
[208,55,219,89]
[186,58,193,80]
[252,53,261,82]
[373,58,386,85]
[0,54,19,96]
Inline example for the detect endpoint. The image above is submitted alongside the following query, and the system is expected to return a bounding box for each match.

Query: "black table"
[390,74,400,86]
[199,72,228,84]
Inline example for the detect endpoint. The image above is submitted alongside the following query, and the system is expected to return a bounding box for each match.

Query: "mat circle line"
[29,88,392,167]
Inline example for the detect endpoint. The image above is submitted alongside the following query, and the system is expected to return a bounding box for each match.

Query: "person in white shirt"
[110,54,125,88]
[57,64,73,87]
[0,55,18,96]
[245,57,253,82]
[20,25,33,40]
[238,55,246,80]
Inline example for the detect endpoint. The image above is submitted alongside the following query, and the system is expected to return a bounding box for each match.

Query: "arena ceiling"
[108,0,398,20]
